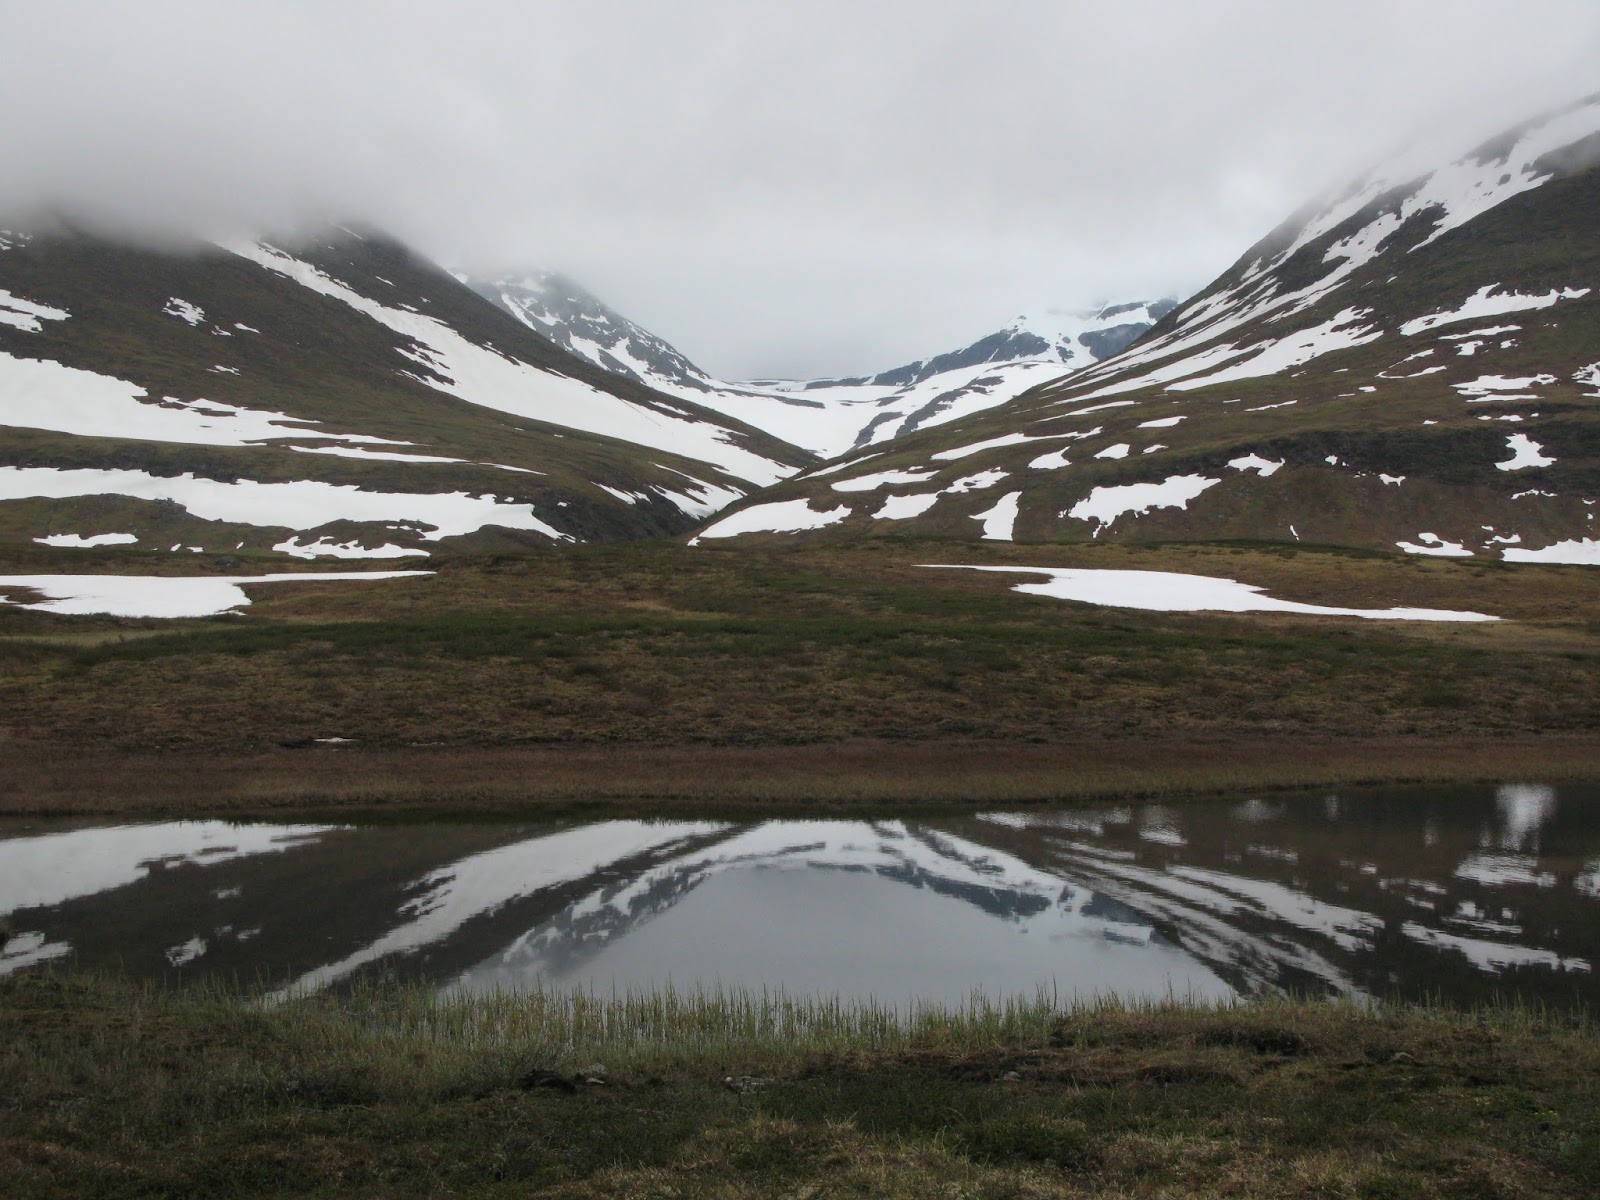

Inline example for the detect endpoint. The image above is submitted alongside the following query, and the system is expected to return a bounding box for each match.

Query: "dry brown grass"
[3,541,1597,815]
[4,734,1599,819]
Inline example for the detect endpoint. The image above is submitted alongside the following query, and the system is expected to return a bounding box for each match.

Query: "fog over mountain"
[2,0,1598,378]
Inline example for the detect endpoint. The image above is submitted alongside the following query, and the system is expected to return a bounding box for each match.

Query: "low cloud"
[3,0,1597,377]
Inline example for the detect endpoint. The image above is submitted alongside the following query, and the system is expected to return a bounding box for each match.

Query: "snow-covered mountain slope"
[0,228,809,560]
[704,94,1600,564]
[475,272,1172,460]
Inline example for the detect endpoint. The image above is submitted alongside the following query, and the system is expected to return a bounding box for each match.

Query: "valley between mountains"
[3,94,1600,813]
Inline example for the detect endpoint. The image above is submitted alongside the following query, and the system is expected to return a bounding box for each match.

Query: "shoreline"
[4,732,1598,821]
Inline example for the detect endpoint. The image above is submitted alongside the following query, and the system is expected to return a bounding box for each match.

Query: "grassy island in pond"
[3,974,1598,1198]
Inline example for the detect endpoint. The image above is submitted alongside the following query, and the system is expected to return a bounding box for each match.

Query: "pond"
[3,783,1597,1008]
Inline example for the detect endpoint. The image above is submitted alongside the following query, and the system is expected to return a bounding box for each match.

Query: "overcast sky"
[3,1,1598,378]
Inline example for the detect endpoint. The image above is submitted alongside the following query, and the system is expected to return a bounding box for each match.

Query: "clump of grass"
[4,972,1599,1197]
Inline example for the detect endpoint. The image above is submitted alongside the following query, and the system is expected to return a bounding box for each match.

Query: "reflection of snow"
[0,821,339,914]
[164,937,207,967]
[1453,854,1556,889]
[1577,859,1600,899]
[1401,922,1589,975]
[0,931,71,976]
[276,822,726,995]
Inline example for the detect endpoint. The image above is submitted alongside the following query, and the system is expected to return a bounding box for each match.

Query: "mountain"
[0,226,809,561]
[475,271,1173,460]
[696,94,1600,565]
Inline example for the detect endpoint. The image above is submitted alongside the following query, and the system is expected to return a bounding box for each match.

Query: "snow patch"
[932,433,1066,461]
[0,350,410,450]
[1400,285,1591,336]
[830,468,939,492]
[0,466,571,544]
[920,565,1496,622]
[0,288,69,332]
[1496,434,1555,471]
[872,493,939,521]
[0,571,431,618]
[34,532,138,548]
[163,298,205,325]
[1093,443,1131,460]
[1065,475,1221,533]
[1028,448,1072,470]
[971,491,1021,541]
[1227,454,1283,477]
[943,469,1008,494]
[689,498,851,542]
[1502,538,1600,566]
[1454,374,1556,398]
[1166,307,1383,392]
[273,537,430,560]
[1396,533,1473,558]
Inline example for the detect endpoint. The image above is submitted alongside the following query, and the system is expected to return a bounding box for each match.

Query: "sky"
[2,1,1598,379]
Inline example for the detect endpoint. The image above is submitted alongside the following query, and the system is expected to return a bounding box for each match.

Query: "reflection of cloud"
[469,821,1075,984]
[1495,784,1558,850]
[1454,854,1557,889]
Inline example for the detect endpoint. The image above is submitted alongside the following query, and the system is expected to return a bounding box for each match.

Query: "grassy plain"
[2,538,1599,816]
[4,973,1598,1198]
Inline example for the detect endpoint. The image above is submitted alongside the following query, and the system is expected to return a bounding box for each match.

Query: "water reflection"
[2,782,1597,1007]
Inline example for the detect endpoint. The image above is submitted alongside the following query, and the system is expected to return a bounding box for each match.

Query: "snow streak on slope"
[0,466,571,543]
[1052,95,1600,406]
[232,244,794,488]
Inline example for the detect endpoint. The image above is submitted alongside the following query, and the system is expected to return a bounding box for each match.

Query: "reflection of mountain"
[4,784,1598,1007]
[963,784,1599,1007]
[453,820,1216,1004]
[459,822,1077,988]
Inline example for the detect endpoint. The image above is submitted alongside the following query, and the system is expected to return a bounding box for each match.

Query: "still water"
[2,783,1597,1007]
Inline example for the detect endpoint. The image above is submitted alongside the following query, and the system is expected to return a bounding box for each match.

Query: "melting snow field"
[0,288,69,332]
[920,565,1497,622]
[1496,434,1556,471]
[1065,474,1221,533]
[33,532,138,548]
[1503,538,1600,566]
[0,465,570,544]
[971,491,1021,540]
[1400,285,1592,336]
[688,498,851,543]
[0,571,432,618]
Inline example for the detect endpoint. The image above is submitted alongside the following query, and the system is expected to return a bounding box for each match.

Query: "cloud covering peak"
[3,0,1598,377]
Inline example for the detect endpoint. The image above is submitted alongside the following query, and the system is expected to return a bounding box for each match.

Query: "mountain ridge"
[696,93,1600,564]
[0,226,811,560]
[473,270,1174,459]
